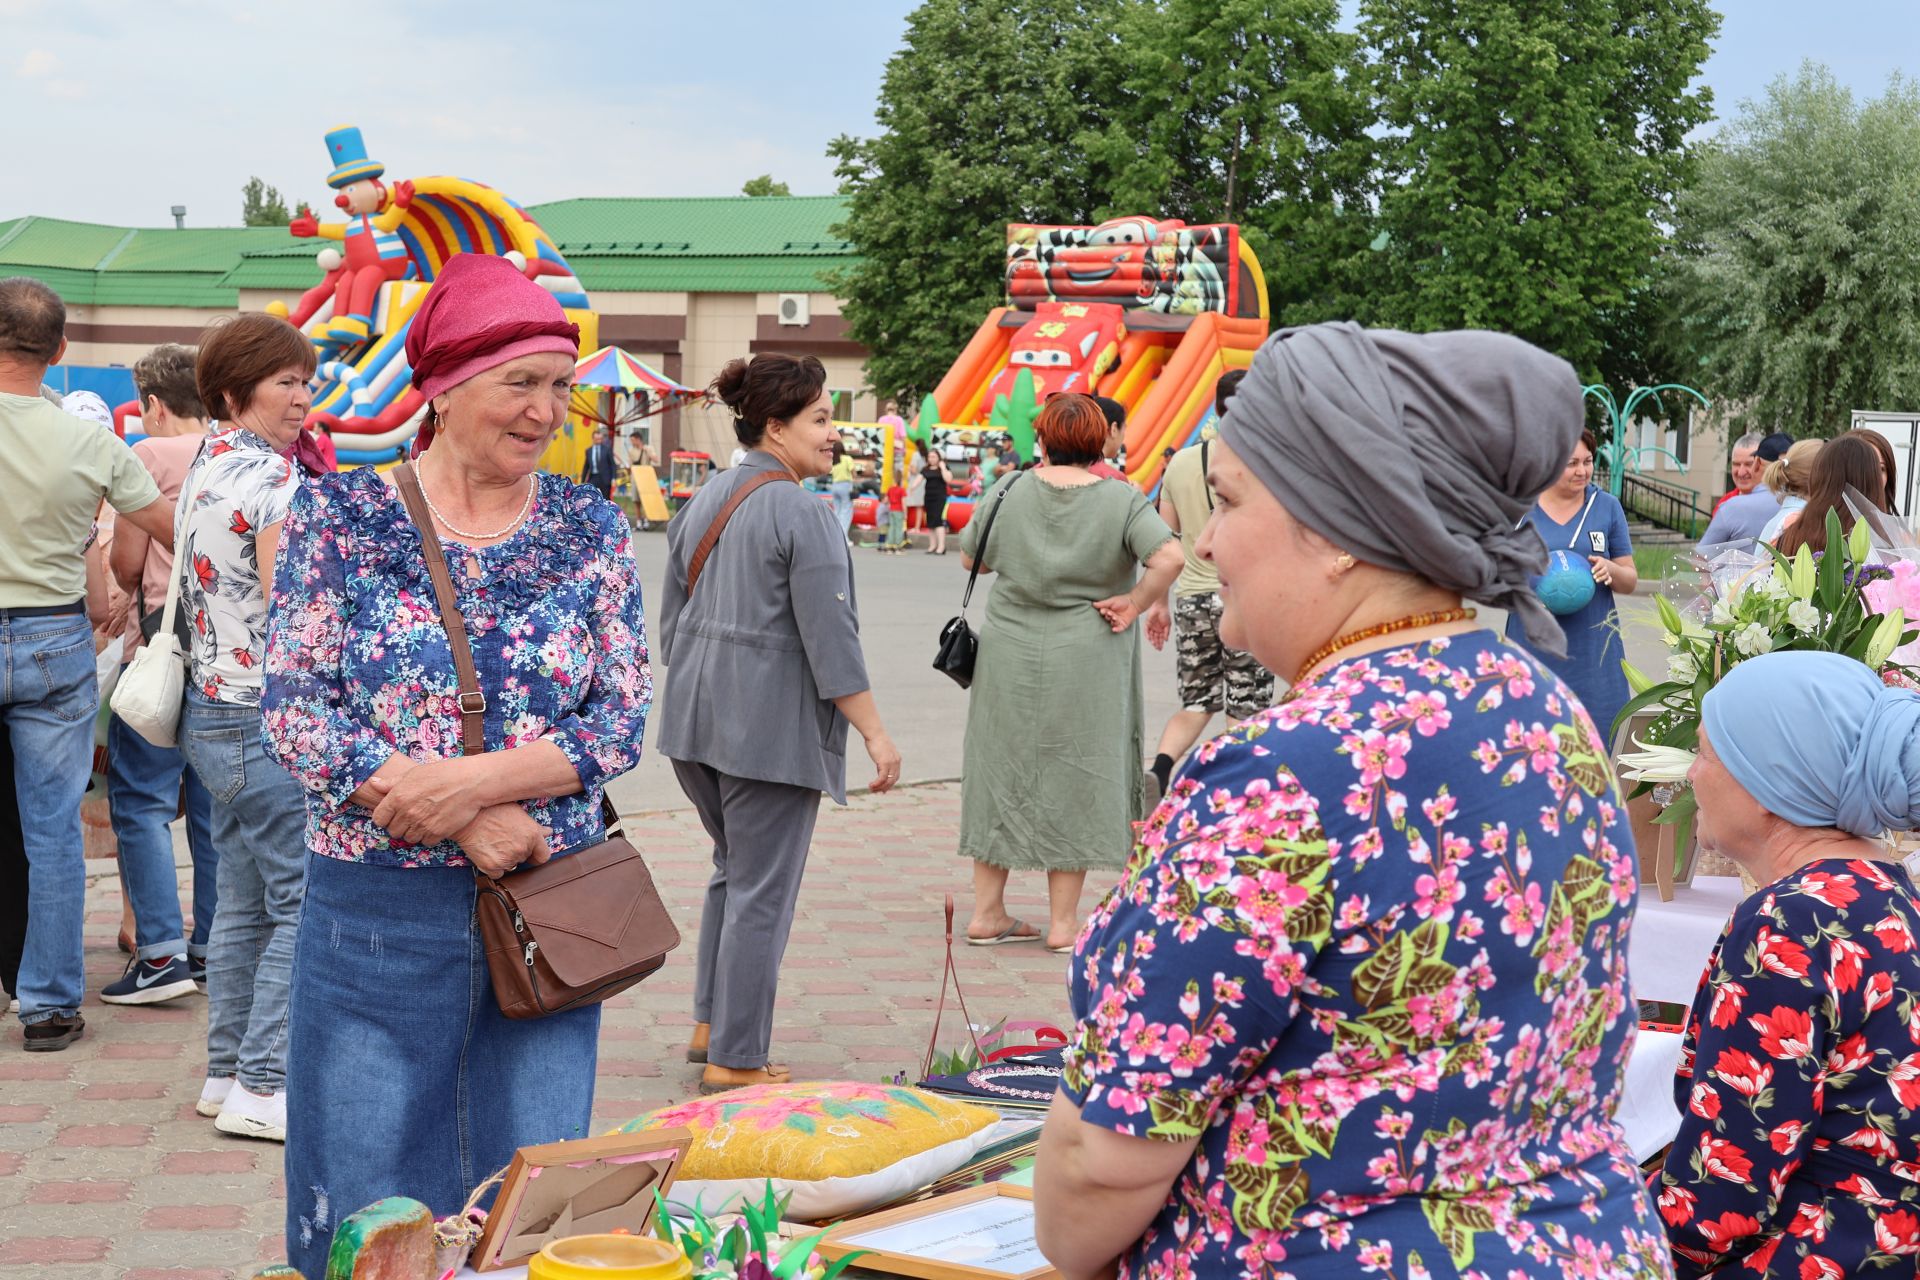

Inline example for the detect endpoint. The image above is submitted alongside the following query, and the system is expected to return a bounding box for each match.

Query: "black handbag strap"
[960,472,1022,613]
[392,463,621,854]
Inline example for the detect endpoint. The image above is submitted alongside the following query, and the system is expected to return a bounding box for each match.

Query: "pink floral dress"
[1655,858,1920,1278]
[1062,631,1669,1280]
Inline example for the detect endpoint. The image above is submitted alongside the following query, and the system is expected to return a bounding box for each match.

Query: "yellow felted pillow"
[614,1081,1000,1219]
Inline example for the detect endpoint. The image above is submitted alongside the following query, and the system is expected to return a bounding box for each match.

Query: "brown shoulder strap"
[685,469,794,596]
[394,463,486,757]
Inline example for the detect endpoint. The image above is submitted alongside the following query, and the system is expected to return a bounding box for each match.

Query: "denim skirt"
[283,854,599,1279]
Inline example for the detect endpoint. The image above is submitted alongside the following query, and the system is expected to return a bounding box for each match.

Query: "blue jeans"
[1,611,95,1024]
[284,855,598,1280]
[180,690,306,1092]
[109,706,217,961]
[0,614,95,1028]
[830,480,854,535]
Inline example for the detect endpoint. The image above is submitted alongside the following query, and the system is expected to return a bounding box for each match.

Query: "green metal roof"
[0,197,858,305]
[0,217,299,305]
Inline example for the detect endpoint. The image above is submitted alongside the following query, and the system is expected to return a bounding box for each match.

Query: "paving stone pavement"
[0,782,1076,1278]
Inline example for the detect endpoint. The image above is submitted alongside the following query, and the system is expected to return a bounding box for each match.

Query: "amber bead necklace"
[1291,607,1478,687]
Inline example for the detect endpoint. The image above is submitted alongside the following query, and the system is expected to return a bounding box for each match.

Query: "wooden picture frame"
[817,1184,1057,1280]
[470,1127,692,1273]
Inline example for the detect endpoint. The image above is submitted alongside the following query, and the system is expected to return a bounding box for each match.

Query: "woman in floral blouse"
[1034,324,1668,1280]
[1656,651,1920,1279]
[262,254,652,1279]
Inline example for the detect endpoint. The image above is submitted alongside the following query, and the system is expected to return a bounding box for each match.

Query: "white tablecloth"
[1629,875,1748,1005]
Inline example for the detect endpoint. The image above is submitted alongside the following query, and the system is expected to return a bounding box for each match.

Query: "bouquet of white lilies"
[1613,509,1916,856]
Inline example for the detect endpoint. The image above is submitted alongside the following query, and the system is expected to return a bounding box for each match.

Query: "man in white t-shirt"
[0,277,176,1052]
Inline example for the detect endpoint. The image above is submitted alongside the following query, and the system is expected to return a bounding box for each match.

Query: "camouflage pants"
[1174,591,1275,720]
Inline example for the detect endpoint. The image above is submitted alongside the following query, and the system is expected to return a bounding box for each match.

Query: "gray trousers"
[672,759,822,1070]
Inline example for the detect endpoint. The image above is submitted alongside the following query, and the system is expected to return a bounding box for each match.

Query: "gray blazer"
[656,450,869,801]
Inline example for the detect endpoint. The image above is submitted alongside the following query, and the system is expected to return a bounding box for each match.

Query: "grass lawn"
[1633,545,1694,581]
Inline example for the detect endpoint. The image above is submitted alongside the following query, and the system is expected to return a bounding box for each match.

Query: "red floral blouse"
[1657,857,1920,1278]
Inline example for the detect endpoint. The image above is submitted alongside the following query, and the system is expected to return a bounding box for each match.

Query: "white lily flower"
[1734,622,1774,656]
[1787,600,1820,634]
[1666,652,1698,683]
[1618,739,1698,783]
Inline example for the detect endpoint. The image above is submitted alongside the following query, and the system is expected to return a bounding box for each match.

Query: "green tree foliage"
[240,176,292,227]
[1086,0,1376,322]
[1664,64,1920,437]
[741,175,792,197]
[827,0,1139,400]
[1356,0,1719,381]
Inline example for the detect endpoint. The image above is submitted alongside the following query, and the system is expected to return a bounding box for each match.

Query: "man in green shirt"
[0,276,178,1052]
[1145,370,1275,801]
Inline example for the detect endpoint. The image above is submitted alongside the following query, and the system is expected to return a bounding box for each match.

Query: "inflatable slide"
[929,215,1268,494]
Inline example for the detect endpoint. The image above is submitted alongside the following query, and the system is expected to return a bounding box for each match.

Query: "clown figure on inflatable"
[287,127,416,347]
[264,124,598,467]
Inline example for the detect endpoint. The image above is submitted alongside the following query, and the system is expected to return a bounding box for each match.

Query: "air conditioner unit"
[777,293,810,326]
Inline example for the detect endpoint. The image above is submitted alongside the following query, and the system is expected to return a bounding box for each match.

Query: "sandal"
[965,919,1042,947]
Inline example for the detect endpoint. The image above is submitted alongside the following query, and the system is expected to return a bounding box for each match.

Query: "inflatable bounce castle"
[265,126,598,470]
[930,215,1268,494]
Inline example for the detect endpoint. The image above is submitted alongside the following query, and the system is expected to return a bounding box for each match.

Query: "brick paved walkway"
[0,782,1076,1278]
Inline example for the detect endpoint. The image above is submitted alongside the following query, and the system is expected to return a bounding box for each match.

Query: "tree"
[1664,64,1920,437]
[741,175,792,197]
[1085,0,1378,322]
[827,0,1140,400]
[1355,0,1719,383]
[240,176,292,227]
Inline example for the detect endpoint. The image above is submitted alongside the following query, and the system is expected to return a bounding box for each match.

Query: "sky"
[1,0,1916,228]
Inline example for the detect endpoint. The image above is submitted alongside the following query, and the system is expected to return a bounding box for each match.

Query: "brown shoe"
[686,1022,711,1064]
[699,1063,792,1094]
[23,1013,85,1053]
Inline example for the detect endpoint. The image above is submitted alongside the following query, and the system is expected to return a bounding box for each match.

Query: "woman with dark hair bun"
[956,393,1182,952]
[656,352,902,1092]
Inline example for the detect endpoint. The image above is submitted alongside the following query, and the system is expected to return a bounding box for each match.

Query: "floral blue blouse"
[1062,632,1665,1280]
[261,467,652,868]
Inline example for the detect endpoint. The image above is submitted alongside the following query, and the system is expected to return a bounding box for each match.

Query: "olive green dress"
[957,472,1175,872]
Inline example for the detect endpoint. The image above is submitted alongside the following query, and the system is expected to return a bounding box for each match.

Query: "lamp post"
[1583,382,1711,497]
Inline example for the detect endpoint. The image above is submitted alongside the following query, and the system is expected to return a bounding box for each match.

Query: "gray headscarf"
[1217,321,1583,654]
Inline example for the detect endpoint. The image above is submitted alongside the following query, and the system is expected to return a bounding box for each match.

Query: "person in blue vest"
[289,126,415,346]
[1506,428,1637,747]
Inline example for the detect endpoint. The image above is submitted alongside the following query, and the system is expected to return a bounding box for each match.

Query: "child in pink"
[883,484,907,553]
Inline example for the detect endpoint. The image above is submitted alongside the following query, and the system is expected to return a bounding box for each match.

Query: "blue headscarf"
[1702,651,1920,836]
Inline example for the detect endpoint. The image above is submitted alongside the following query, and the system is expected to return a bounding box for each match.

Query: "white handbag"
[110,462,208,748]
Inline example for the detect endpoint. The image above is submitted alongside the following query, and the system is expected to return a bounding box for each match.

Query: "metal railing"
[1613,470,1708,538]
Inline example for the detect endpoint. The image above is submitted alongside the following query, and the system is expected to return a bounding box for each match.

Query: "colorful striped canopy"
[571,346,703,427]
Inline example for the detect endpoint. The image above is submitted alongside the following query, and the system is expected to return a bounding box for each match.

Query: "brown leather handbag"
[393,464,680,1020]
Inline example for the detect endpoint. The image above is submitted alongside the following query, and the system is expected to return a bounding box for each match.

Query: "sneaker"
[101,955,198,1006]
[215,1085,287,1142]
[196,1076,235,1118]
[22,1013,85,1052]
[189,956,207,994]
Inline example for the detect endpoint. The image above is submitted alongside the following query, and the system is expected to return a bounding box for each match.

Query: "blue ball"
[1536,549,1597,616]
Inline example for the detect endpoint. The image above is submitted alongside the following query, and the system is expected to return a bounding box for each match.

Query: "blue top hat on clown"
[289,126,416,345]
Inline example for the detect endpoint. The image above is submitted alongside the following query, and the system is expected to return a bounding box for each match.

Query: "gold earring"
[1332,552,1356,575]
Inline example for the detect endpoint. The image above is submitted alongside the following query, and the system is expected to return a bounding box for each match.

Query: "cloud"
[17,48,57,77]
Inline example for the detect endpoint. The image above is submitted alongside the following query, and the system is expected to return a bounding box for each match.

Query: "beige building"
[0,196,873,458]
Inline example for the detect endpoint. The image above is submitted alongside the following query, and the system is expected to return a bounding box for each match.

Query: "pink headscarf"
[406,253,580,402]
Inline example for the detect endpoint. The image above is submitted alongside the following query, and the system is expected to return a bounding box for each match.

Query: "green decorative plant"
[1614,510,1915,857]
[656,1183,866,1280]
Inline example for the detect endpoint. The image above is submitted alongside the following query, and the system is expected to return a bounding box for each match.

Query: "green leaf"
[1554,723,1613,798]
[1146,1089,1210,1141]
[1352,920,1451,1009]
[1421,1196,1481,1269]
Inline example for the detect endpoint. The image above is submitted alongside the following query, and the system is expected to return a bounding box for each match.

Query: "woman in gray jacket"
[657,353,902,1093]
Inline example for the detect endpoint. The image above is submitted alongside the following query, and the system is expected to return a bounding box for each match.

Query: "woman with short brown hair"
[956,393,1182,951]
[175,312,316,1143]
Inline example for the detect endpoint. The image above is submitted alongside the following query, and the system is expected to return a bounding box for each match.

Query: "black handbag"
[933,472,1022,689]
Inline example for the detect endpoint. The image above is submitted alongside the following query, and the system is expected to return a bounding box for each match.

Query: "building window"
[828,388,858,421]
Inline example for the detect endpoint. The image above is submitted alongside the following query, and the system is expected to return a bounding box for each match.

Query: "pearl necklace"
[419,470,535,541]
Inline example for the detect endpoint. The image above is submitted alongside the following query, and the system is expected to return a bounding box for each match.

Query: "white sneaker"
[196,1076,234,1118]
[215,1084,287,1142]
